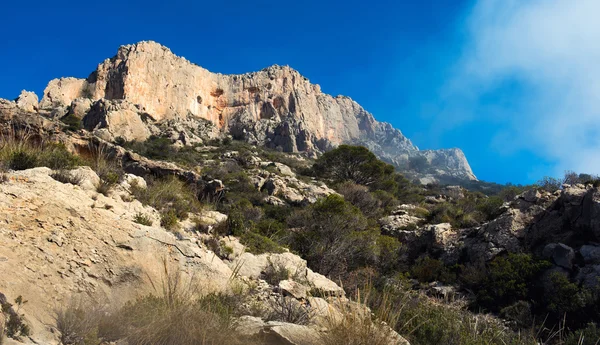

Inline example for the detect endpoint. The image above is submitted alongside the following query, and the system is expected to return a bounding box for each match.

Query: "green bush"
[241,232,285,255]
[287,194,370,277]
[565,323,600,345]
[410,256,455,283]
[60,113,82,132]
[132,176,202,222]
[474,253,550,312]
[543,271,587,316]
[313,145,395,187]
[371,286,537,345]
[7,151,38,170]
[261,259,291,285]
[160,210,179,231]
[133,213,153,226]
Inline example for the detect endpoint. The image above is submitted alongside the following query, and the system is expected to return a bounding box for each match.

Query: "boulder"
[15,90,38,112]
[576,265,600,288]
[68,97,93,119]
[379,214,421,234]
[83,99,151,142]
[580,245,600,264]
[279,279,308,299]
[235,316,322,345]
[542,243,575,269]
[65,166,101,191]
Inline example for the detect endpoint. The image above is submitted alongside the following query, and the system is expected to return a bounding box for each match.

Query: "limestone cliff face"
[38,41,476,181]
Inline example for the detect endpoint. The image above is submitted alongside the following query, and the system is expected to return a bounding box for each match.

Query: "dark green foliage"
[124,136,177,161]
[133,213,153,226]
[60,113,82,132]
[472,253,550,312]
[287,194,371,277]
[370,286,536,345]
[241,231,286,254]
[261,259,291,285]
[313,145,395,187]
[410,256,456,283]
[132,176,202,225]
[160,210,179,231]
[1,295,30,339]
[543,272,587,316]
[6,142,80,171]
[8,151,37,170]
[565,323,600,345]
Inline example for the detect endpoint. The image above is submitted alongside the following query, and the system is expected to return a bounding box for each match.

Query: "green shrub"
[474,253,550,312]
[132,176,202,222]
[241,232,285,255]
[1,295,30,340]
[410,256,455,283]
[160,210,179,231]
[133,213,153,226]
[565,323,600,345]
[60,113,82,132]
[261,258,291,285]
[373,286,536,345]
[287,194,370,277]
[8,151,38,170]
[313,145,395,187]
[543,271,587,316]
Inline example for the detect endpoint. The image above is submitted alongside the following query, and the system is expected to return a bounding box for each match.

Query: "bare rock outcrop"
[15,90,38,112]
[35,41,476,182]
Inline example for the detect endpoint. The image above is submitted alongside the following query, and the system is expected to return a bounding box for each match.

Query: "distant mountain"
[37,41,476,182]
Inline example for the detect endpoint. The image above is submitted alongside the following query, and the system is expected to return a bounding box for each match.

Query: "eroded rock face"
[15,90,38,112]
[37,41,476,182]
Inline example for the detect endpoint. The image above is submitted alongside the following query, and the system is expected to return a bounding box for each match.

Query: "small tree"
[287,194,370,277]
[313,145,395,187]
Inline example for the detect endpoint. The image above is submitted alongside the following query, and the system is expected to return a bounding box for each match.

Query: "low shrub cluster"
[131,176,202,231]
[54,266,257,345]
[0,133,80,171]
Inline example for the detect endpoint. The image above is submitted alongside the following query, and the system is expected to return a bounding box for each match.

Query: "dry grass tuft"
[54,260,259,345]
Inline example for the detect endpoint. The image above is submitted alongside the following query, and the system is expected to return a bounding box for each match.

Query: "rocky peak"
[35,40,476,182]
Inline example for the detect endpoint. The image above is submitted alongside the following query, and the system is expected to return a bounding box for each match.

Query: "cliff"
[38,41,476,181]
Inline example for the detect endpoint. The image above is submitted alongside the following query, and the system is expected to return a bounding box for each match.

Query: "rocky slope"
[0,166,406,345]
[34,41,476,182]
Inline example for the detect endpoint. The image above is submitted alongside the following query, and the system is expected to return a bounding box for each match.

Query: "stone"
[39,40,476,182]
[576,265,600,288]
[235,316,323,345]
[379,214,421,234]
[15,90,39,112]
[66,166,101,191]
[279,279,308,299]
[68,98,93,119]
[264,195,286,206]
[542,243,575,269]
[83,99,151,142]
[580,245,600,264]
[0,167,236,343]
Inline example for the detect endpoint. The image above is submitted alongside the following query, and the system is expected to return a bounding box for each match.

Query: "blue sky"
[0,0,595,185]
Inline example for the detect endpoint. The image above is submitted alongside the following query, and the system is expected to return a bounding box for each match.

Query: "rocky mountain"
[36,41,476,182]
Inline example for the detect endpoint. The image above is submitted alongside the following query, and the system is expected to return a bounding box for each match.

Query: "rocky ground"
[0,166,406,345]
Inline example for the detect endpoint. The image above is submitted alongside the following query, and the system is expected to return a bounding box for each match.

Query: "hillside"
[3,43,600,345]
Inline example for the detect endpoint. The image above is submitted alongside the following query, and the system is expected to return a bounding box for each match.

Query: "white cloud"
[453,0,600,176]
